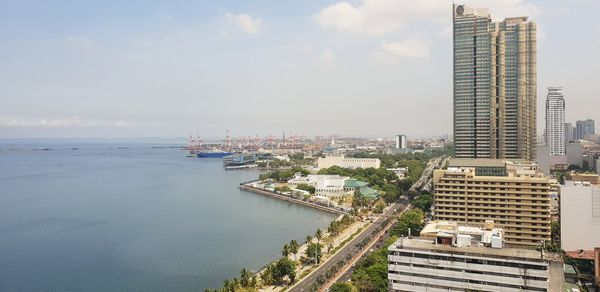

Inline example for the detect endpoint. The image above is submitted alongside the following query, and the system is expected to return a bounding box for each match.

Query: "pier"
[239,183,349,216]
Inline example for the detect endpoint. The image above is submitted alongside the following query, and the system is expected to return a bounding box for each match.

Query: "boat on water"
[197,149,232,158]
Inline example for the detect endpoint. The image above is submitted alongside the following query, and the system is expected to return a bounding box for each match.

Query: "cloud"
[374,38,430,62]
[225,13,263,35]
[314,0,540,35]
[322,49,335,62]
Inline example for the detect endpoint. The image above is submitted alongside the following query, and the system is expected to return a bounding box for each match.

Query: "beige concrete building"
[316,155,380,170]
[433,161,552,247]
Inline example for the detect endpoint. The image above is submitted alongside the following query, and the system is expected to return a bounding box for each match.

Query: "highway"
[289,155,445,291]
[288,203,404,292]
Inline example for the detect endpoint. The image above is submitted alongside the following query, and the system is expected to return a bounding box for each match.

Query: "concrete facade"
[316,155,380,170]
[545,87,565,156]
[560,181,600,251]
[453,5,537,160]
[388,237,563,292]
[433,164,552,247]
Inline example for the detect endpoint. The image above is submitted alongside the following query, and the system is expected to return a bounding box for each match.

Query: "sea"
[0,138,337,291]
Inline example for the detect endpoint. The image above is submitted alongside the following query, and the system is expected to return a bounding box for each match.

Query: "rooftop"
[343,178,369,188]
[389,237,562,263]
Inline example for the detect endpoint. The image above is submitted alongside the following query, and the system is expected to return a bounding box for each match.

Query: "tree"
[282,243,290,257]
[295,183,316,194]
[289,240,299,260]
[330,282,358,292]
[306,243,323,264]
[390,209,425,237]
[373,199,386,214]
[551,221,560,244]
[272,257,297,285]
[306,235,313,244]
[240,268,251,287]
[274,186,291,193]
[315,229,323,243]
[412,193,433,212]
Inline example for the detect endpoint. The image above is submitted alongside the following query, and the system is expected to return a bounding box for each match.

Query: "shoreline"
[239,182,349,216]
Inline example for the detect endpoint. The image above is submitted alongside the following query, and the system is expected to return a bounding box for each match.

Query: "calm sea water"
[0,138,337,291]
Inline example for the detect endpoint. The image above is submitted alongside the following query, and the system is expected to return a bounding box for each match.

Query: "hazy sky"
[1,0,599,139]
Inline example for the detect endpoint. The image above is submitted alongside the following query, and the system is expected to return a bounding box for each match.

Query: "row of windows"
[389,261,548,282]
[389,251,548,270]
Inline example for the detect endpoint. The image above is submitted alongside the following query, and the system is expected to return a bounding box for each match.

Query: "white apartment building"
[395,134,407,149]
[388,234,564,291]
[545,87,566,156]
[316,155,380,170]
[287,174,349,199]
[561,180,600,251]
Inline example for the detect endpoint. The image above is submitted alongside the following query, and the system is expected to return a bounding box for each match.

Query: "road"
[289,155,445,291]
[288,203,403,292]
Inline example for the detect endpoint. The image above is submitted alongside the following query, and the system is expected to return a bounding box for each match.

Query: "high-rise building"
[395,134,407,149]
[433,159,552,247]
[453,5,537,160]
[565,122,574,143]
[545,87,565,156]
[576,119,595,140]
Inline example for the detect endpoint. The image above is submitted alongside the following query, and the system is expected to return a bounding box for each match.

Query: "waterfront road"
[288,202,404,292]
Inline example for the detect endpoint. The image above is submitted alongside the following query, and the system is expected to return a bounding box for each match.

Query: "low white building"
[287,174,349,199]
[561,180,600,252]
[388,233,564,291]
[317,155,380,170]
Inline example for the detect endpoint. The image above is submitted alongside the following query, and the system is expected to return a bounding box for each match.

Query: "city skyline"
[1,0,600,139]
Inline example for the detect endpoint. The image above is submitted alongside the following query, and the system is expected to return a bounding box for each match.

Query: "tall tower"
[453,5,537,160]
[545,87,565,156]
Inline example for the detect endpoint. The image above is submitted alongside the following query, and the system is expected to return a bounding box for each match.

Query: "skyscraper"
[565,122,574,143]
[545,87,565,155]
[453,5,537,160]
[575,119,596,140]
[395,134,407,149]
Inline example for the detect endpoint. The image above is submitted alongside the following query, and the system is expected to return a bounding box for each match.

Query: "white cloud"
[322,49,335,62]
[314,0,540,35]
[225,13,263,35]
[374,38,430,62]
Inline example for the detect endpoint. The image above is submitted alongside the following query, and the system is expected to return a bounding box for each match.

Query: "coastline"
[239,181,349,216]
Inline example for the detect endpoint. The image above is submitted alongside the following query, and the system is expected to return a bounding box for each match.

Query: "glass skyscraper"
[453,5,537,160]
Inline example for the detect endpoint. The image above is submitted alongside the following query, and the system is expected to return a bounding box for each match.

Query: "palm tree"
[315,229,323,243]
[306,235,312,244]
[289,240,299,261]
[282,243,290,257]
[240,268,250,287]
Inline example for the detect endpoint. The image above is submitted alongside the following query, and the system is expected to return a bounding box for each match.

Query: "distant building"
[434,159,552,247]
[536,144,551,175]
[388,227,564,291]
[287,174,348,199]
[565,122,574,143]
[576,119,595,140]
[545,87,566,156]
[395,134,407,149]
[566,142,584,167]
[287,174,379,200]
[561,180,600,252]
[316,155,380,170]
[453,5,537,160]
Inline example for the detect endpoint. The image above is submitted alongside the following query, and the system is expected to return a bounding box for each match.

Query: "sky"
[1,0,599,139]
